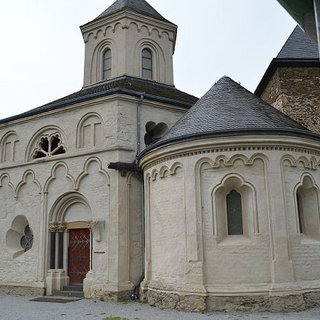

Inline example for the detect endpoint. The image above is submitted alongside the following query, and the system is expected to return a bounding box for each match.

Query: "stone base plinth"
[0,285,45,296]
[147,289,206,312]
[146,288,320,313]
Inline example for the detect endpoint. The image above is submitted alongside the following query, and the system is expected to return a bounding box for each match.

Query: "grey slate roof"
[87,0,173,25]
[255,25,320,96]
[144,76,318,151]
[0,76,197,125]
[277,25,319,59]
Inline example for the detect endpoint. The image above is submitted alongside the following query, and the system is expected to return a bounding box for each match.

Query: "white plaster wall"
[0,173,42,286]
[141,136,320,297]
[148,165,186,289]
[200,156,271,286]
[282,156,320,282]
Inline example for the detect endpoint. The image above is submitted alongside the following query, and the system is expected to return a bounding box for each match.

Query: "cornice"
[140,135,320,170]
[81,11,177,47]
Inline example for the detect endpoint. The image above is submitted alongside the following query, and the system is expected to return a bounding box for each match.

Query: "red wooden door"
[68,229,90,285]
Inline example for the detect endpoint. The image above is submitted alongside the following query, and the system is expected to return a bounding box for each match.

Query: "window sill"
[217,235,252,246]
[300,235,320,244]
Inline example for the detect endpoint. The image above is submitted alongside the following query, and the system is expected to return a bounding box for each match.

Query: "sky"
[0,0,296,120]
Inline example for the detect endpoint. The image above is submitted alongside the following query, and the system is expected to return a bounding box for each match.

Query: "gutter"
[0,88,194,126]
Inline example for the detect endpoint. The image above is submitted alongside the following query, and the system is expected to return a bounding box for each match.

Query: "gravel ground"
[1,294,320,320]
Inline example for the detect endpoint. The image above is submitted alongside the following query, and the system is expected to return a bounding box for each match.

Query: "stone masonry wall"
[260,67,320,134]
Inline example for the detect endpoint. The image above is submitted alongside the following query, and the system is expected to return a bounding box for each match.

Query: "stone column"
[46,222,67,294]
[183,160,206,295]
[107,170,131,299]
[266,153,295,289]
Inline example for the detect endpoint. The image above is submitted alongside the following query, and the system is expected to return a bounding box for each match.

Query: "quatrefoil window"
[6,215,33,258]
[33,133,66,159]
[20,225,33,252]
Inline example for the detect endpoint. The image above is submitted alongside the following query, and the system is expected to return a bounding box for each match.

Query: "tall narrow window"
[103,49,112,80]
[226,190,243,235]
[296,191,304,233]
[142,48,153,80]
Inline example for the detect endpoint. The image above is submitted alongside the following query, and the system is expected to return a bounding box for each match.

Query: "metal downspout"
[130,93,145,300]
[314,0,320,57]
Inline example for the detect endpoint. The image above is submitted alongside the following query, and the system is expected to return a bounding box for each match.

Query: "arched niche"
[1,131,19,163]
[76,113,104,149]
[295,174,320,239]
[212,174,258,242]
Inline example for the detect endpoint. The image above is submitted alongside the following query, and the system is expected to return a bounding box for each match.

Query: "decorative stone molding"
[48,222,67,233]
[141,141,320,171]
[82,13,175,44]
[148,162,183,181]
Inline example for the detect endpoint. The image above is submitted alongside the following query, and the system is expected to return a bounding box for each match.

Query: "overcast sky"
[0,0,295,120]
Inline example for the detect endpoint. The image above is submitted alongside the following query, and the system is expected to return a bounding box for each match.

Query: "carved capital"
[49,221,67,232]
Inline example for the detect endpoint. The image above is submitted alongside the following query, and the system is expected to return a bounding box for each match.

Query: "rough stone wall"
[260,67,320,133]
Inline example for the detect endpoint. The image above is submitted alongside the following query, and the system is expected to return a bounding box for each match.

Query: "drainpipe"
[130,93,146,301]
[314,0,320,57]
[136,93,145,159]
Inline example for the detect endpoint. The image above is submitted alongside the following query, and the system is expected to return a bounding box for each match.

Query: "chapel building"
[1,0,320,313]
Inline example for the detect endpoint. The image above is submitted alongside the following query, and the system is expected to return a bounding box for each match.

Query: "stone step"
[63,285,83,292]
[52,288,84,298]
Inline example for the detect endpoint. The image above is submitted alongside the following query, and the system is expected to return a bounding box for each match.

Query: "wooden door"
[68,228,90,285]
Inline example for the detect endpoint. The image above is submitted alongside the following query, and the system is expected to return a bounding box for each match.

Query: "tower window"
[226,190,243,235]
[103,48,112,80]
[142,48,153,80]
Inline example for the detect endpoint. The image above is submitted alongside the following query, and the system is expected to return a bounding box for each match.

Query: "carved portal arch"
[49,191,91,224]
[47,192,93,290]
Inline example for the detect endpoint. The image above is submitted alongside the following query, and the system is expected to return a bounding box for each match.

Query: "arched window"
[296,191,304,234]
[213,174,257,242]
[32,133,66,159]
[226,190,243,235]
[103,48,112,80]
[142,48,153,80]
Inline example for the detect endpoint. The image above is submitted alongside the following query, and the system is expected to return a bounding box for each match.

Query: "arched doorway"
[46,192,92,294]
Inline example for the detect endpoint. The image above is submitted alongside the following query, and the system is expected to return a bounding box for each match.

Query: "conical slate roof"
[148,76,316,149]
[277,25,319,60]
[90,0,173,25]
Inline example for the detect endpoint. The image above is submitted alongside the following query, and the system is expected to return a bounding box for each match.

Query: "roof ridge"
[87,0,174,25]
